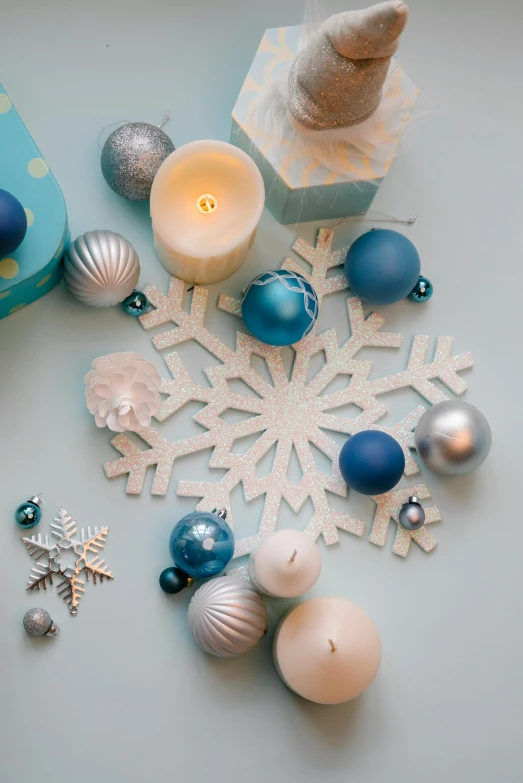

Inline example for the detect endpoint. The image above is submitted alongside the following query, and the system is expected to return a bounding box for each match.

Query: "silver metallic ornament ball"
[415,400,492,476]
[101,122,175,200]
[399,496,425,531]
[23,608,59,637]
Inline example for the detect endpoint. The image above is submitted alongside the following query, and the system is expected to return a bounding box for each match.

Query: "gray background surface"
[1,1,522,781]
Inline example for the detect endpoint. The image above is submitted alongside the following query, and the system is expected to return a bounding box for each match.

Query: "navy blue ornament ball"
[345,229,420,305]
[242,269,319,346]
[169,509,234,579]
[0,188,27,258]
[339,430,405,495]
[159,566,189,594]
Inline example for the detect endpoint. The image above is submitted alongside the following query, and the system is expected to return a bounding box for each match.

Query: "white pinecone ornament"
[85,352,161,433]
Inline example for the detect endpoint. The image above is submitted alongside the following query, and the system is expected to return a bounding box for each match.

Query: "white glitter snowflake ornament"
[104,229,473,559]
[22,508,114,614]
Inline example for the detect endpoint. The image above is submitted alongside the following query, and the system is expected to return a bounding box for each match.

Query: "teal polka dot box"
[0,84,68,318]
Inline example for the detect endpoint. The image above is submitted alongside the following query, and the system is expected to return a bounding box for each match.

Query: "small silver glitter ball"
[101,122,175,200]
[399,496,425,531]
[23,608,59,637]
[415,400,492,476]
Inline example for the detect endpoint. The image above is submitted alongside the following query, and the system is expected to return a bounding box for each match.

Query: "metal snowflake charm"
[22,508,114,615]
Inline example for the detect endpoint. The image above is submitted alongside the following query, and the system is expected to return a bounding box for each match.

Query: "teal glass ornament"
[345,229,420,305]
[122,290,149,315]
[242,269,319,346]
[169,509,234,579]
[15,494,42,529]
[408,276,433,303]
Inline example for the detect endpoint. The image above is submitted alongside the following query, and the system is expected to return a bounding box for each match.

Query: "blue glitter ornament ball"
[0,188,27,257]
[242,269,319,346]
[169,509,235,579]
[345,229,420,305]
[339,430,405,495]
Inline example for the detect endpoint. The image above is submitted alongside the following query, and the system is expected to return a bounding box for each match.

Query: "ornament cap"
[28,494,43,507]
[213,508,228,520]
[408,496,421,506]
[46,624,60,636]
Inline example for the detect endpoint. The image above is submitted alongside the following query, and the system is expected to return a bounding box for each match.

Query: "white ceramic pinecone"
[85,352,161,432]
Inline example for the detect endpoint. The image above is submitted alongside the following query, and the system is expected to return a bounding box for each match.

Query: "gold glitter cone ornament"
[288,1,409,132]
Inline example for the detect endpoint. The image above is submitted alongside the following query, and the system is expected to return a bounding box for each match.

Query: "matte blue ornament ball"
[339,430,405,495]
[242,269,319,346]
[15,500,42,529]
[345,229,420,305]
[122,290,149,315]
[0,188,27,257]
[159,566,189,594]
[408,275,433,303]
[169,509,235,579]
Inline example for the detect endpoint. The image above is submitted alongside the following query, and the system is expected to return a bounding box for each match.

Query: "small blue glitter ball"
[122,290,149,315]
[242,269,319,346]
[339,430,405,495]
[169,510,235,579]
[0,188,27,257]
[408,276,433,303]
[345,229,420,305]
[15,501,41,530]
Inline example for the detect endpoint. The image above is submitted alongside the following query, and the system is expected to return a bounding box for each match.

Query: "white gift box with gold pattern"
[231,25,418,225]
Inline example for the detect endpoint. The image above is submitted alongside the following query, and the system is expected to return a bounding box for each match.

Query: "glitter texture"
[104,229,473,558]
[101,122,175,201]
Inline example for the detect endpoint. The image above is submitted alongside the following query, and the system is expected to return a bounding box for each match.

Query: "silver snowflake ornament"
[22,508,114,614]
[104,229,473,559]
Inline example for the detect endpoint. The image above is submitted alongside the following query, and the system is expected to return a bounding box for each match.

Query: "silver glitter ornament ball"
[415,400,492,476]
[64,230,140,307]
[101,122,175,200]
[23,608,59,637]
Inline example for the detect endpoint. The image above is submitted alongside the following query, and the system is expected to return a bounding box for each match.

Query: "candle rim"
[150,139,265,257]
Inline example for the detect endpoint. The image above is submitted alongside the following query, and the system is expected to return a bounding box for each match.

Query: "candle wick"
[328,639,336,652]
[158,112,170,129]
[289,550,298,563]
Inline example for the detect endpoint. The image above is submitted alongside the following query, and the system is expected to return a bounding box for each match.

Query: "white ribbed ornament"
[63,230,140,307]
[188,576,268,658]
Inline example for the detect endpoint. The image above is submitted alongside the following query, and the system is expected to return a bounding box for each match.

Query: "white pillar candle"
[150,140,264,285]
[248,529,321,598]
[273,597,382,704]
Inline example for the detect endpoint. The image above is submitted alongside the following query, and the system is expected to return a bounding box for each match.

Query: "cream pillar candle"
[248,529,321,598]
[273,597,382,704]
[150,140,265,285]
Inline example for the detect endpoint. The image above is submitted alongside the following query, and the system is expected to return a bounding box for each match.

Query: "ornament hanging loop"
[327,210,418,238]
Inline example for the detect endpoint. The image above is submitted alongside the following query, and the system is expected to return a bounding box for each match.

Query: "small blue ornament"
[242,269,319,346]
[339,431,405,495]
[345,229,420,305]
[408,275,433,303]
[0,188,27,258]
[169,509,234,579]
[15,494,42,529]
[122,289,149,315]
[159,566,190,594]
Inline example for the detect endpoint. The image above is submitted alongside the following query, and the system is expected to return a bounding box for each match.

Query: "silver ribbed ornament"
[23,608,59,637]
[101,122,175,200]
[63,230,140,307]
[415,400,492,476]
[188,576,268,658]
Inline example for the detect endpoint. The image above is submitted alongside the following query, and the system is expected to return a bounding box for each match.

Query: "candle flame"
[196,193,218,215]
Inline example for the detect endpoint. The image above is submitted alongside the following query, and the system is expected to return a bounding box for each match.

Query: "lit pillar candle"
[248,529,321,598]
[273,597,382,704]
[150,140,265,285]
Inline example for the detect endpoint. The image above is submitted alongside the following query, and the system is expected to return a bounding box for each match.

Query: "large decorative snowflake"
[104,229,473,558]
[23,508,113,614]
